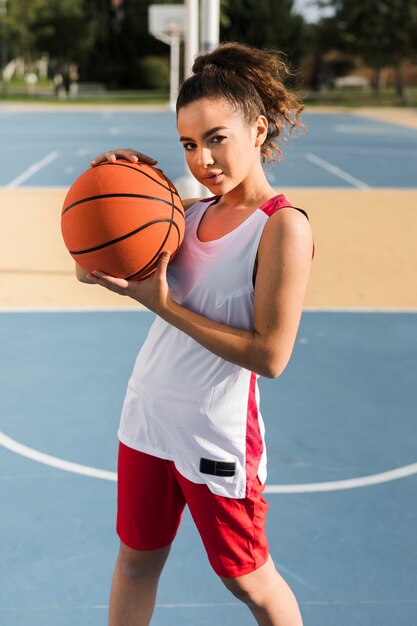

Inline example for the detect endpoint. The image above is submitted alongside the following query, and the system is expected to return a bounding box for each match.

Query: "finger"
[91,271,129,289]
[156,251,171,276]
[136,152,158,165]
[90,153,107,166]
[91,152,116,166]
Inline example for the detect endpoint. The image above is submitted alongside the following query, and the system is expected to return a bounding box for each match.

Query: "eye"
[182,142,196,151]
[210,135,226,145]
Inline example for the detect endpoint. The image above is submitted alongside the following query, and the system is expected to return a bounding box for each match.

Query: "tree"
[80,0,179,88]
[7,0,90,64]
[220,0,308,71]
[6,0,309,90]
[321,0,417,101]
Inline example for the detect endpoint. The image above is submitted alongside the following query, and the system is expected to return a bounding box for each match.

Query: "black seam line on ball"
[97,161,181,197]
[125,221,181,280]
[69,218,174,255]
[62,193,183,216]
[151,174,176,265]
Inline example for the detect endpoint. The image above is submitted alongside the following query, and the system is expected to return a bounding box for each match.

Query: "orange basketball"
[61,160,185,280]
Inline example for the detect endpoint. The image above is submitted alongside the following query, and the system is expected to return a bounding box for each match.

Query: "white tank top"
[118,194,294,498]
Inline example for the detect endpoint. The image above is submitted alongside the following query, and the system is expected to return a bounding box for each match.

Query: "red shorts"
[117,442,269,578]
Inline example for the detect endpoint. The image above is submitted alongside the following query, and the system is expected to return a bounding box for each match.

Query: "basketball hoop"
[148,5,185,111]
[149,5,185,41]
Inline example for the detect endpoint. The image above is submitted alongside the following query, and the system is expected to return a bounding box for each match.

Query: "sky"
[293,0,335,23]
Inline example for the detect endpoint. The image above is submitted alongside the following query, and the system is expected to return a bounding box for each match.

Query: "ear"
[254,115,268,147]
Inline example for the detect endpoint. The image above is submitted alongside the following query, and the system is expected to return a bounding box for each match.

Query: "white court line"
[265,464,417,493]
[334,124,402,135]
[1,431,416,493]
[5,151,59,189]
[0,432,116,482]
[0,307,416,314]
[305,152,371,190]
[1,600,416,611]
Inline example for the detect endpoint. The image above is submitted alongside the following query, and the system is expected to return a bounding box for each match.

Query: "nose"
[197,147,214,168]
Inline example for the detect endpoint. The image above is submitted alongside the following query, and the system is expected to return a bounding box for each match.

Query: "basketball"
[61,160,185,280]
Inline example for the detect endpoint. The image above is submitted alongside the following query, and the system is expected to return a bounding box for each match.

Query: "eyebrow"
[179,126,228,142]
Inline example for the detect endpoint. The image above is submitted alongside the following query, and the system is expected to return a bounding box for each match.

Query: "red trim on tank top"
[245,372,263,496]
[200,193,315,257]
[259,194,292,215]
[259,194,315,259]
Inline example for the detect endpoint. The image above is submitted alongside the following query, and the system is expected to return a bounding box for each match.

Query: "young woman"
[77,42,313,626]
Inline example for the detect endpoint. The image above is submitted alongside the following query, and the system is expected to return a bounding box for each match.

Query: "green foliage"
[7,0,91,62]
[320,0,417,65]
[312,0,417,99]
[220,0,308,67]
[5,0,309,89]
[134,56,169,89]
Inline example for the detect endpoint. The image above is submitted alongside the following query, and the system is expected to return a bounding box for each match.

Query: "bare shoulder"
[260,206,313,248]
[182,197,201,211]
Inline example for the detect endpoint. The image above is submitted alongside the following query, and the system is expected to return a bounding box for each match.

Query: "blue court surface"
[1,310,416,626]
[0,107,417,188]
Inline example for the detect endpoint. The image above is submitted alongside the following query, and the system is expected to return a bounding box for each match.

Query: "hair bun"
[192,57,219,74]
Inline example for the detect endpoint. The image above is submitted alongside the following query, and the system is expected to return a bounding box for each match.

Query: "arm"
[89,208,313,378]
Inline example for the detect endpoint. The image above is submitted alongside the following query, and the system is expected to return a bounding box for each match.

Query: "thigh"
[117,443,186,550]
[173,467,269,578]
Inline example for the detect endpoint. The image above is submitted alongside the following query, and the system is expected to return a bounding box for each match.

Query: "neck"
[220,164,276,211]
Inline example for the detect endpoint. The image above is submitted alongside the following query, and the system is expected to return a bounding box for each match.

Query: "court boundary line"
[5,151,59,189]
[1,308,415,493]
[305,153,371,190]
[1,431,416,494]
[0,307,416,313]
[1,599,416,611]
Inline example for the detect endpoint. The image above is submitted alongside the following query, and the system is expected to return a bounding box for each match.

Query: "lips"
[202,171,223,184]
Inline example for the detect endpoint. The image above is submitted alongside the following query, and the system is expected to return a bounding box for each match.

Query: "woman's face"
[177,97,266,195]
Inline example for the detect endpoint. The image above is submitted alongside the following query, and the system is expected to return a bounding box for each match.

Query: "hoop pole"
[184,0,199,77]
[175,0,211,198]
[169,32,180,111]
[200,0,220,52]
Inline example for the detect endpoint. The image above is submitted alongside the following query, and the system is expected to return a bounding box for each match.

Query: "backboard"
[149,4,185,39]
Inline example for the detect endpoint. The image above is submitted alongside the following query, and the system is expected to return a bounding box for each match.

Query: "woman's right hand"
[91,148,157,167]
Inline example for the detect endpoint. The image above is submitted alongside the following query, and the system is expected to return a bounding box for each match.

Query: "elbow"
[257,356,287,379]
[256,348,292,379]
[262,364,284,379]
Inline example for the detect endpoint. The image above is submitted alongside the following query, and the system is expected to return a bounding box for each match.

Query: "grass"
[1,79,416,109]
[0,79,169,105]
[301,85,417,108]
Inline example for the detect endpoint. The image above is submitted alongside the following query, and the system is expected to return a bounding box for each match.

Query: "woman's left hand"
[88,251,172,315]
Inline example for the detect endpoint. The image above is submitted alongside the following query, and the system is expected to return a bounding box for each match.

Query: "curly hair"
[176,42,304,162]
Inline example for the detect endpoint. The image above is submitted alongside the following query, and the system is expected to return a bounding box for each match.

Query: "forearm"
[160,297,278,378]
